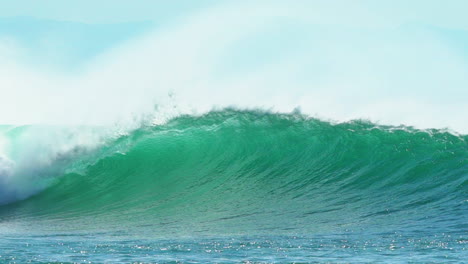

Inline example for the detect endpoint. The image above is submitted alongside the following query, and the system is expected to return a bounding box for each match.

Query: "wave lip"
[0,110,467,235]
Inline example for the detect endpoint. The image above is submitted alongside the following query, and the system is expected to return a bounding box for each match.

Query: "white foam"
[0,126,114,204]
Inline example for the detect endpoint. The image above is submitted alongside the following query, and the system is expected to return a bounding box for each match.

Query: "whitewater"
[0,1,467,263]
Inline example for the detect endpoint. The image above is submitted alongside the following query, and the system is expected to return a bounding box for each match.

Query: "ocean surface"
[0,109,466,263]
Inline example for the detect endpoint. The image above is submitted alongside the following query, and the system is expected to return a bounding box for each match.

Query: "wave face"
[0,110,467,236]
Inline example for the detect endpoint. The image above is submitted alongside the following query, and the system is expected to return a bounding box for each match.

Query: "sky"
[0,0,217,23]
[0,0,467,132]
[0,0,467,28]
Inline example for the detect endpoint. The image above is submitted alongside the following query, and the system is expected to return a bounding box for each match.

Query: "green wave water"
[0,109,467,262]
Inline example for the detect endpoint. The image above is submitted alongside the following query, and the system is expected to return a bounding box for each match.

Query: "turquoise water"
[0,110,466,263]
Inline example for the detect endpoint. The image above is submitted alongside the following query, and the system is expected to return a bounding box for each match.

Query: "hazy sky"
[0,0,216,23]
[0,0,467,132]
[0,0,467,28]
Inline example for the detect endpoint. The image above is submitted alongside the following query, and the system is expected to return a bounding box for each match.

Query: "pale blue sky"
[0,0,216,68]
[0,0,217,23]
[1,0,467,69]
[0,0,467,131]
[0,0,467,29]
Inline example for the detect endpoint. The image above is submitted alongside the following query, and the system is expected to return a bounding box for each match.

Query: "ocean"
[0,109,466,263]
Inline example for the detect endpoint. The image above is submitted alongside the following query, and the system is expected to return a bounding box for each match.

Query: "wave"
[0,109,467,235]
